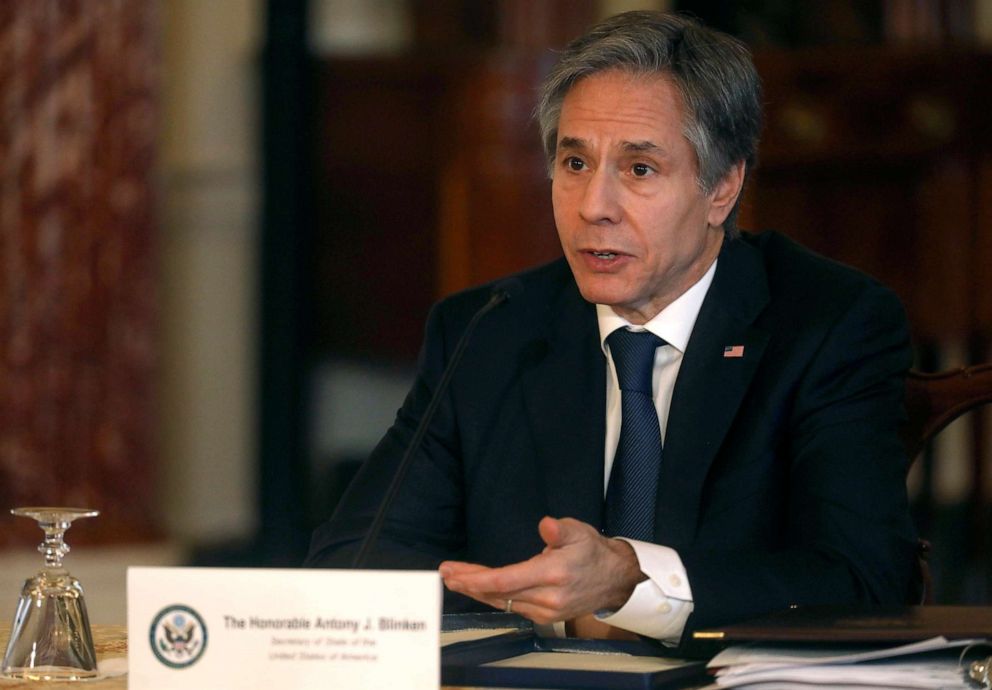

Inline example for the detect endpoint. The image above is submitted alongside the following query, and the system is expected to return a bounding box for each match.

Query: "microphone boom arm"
[351,287,513,568]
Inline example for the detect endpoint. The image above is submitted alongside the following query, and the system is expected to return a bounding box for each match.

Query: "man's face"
[552,70,740,324]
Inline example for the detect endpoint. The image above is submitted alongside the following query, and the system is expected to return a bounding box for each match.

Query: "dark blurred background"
[1,0,990,621]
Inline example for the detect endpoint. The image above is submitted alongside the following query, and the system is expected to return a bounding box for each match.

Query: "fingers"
[450,581,572,626]
[440,575,548,621]
[443,554,558,596]
[441,556,575,623]
[439,517,629,625]
[438,561,490,578]
[494,596,566,625]
[445,521,599,601]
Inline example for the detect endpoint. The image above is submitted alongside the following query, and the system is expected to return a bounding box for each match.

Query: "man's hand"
[439,516,646,626]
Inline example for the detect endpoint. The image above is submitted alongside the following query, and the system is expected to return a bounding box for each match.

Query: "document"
[705,636,988,689]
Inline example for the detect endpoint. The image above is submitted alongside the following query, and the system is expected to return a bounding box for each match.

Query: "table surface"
[0,624,127,689]
[0,624,711,689]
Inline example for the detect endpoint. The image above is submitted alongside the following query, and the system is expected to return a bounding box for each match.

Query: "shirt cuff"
[595,539,694,642]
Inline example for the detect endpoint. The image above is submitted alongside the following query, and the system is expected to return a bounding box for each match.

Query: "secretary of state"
[305,10,919,646]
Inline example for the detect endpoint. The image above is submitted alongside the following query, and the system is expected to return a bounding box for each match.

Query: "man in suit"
[305,11,919,644]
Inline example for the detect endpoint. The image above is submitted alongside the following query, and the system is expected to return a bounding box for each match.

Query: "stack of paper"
[706,636,986,689]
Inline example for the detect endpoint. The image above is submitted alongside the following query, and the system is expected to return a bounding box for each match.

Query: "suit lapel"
[656,237,771,548]
[520,277,606,529]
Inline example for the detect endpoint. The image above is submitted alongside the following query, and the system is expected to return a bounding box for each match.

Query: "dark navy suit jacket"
[306,231,919,637]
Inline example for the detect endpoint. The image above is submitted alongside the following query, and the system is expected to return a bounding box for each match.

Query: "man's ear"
[706,160,746,227]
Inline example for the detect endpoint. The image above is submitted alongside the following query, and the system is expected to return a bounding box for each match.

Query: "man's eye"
[565,157,585,171]
[631,163,654,177]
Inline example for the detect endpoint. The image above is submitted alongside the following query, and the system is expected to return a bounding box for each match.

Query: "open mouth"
[591,251,617,259]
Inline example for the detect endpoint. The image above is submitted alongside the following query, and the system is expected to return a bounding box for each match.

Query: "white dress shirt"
[593,258,718,642]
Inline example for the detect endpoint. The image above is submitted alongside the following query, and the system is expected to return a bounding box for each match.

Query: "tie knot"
[607,329,664,394]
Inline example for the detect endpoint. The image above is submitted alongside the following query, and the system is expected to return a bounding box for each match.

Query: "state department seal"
[149,605,208,668]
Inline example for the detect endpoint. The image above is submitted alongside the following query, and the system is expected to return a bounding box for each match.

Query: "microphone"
[351,278,522,567]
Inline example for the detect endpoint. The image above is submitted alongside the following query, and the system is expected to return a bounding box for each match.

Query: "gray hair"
[536,11,762,236]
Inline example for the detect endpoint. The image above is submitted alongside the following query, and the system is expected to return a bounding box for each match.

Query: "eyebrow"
[622,140,665,155]
[557,136,588,152]
[556,136,667,156]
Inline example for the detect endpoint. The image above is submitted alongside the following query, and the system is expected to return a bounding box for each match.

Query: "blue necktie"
[605,328,665,541]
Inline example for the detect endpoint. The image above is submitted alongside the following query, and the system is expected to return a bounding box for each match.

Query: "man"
[305,11,919,645]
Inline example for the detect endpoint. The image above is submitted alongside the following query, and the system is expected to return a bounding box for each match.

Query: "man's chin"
[573,280,632,309]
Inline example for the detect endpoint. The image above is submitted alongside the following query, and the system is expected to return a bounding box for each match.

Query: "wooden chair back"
[900,364,992,603]
[902,364,992,460]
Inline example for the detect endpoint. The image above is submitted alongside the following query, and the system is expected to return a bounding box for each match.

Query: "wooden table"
[0,624,128,689]
[0,624,710,689]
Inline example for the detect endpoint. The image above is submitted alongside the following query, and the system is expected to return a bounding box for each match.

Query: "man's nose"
[578,168,622,225]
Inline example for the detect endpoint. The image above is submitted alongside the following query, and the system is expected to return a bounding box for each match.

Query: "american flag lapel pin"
[723,344,745,358]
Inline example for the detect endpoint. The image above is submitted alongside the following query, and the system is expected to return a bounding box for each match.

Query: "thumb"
[538,516,587,549]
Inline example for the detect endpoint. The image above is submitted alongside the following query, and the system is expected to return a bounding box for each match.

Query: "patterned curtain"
[0,0,160,545]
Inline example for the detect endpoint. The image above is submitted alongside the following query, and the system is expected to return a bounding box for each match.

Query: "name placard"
[127,567,440,690]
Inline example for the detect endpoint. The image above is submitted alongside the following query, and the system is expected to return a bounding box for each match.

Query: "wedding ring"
[504,599,513,613]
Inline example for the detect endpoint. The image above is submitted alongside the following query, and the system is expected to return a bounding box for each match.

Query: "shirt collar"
[596,258,718,355]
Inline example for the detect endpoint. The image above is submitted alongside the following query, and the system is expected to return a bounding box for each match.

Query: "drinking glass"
[2,507,100,681]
